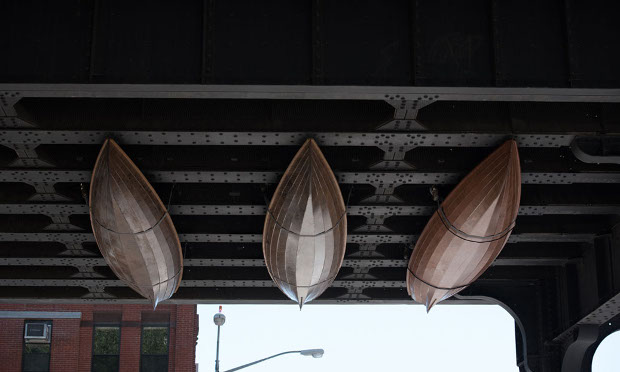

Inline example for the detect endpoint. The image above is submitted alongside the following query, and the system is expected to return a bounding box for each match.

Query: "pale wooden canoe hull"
[89,139,183,308]
[407,140,521,311]
[263,138,347,307]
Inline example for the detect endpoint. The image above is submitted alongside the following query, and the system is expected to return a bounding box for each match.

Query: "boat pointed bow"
[502,138,521,169]
[425,299,437,313]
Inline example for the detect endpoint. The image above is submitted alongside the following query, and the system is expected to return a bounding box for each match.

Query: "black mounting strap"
[407,267,471,291]
[436,205,516,243]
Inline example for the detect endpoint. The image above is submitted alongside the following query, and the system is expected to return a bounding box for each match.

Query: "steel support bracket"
[7,144,53,168]
[561,324,599,372]
[0,91,20,117]
[380,97,435,131]
[29,183,72,202]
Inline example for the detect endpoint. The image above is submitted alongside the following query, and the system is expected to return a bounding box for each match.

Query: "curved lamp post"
[213,307,324,372]
[222,349,324,372]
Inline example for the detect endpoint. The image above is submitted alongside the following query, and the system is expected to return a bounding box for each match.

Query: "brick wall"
[0,317,24,371]
[78,308,94,372]
[49,318,81,372]
[172,305,199,372]
[0,303,198,372]
[119,305,142,372]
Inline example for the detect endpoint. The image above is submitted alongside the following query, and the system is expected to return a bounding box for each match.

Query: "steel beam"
[0,256,575,269]
[571,290,620,329]
[0,117,33,128]
[0,276,563,293]
[0,204,90,215]
[0,130,574,147]
[0,278,405,289]
[1,203,619,217]
[554,226,620,343]
[554,284,620,343]
[1,84,620,102]
[3,170,620,185]
[0,232,596,244]
[561,325,600,372]
[0,257,405,268]
[0,232,413,244]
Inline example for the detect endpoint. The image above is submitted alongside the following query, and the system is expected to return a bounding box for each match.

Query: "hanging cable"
[431,185,516,243]
[437,205,516,243]
[407,266,471,291]
[271,273,339,288]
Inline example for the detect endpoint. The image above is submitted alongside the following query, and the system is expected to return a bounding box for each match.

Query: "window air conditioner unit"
[24,323,51,343]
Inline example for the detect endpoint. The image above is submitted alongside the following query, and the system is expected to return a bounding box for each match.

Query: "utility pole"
[213,306,226,372]
[212,306,323,372]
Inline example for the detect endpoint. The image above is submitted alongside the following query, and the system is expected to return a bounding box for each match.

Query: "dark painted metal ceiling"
[2,1,620,371]
[1,86,620,372]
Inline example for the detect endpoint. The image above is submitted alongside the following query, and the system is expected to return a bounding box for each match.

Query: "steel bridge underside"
[2,1,620,371]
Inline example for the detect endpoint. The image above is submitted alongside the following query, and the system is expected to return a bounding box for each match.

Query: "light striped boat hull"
[89,139,183,308]
[263,139,347,307]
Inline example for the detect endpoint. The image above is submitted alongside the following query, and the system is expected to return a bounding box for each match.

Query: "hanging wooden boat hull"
[263,138,347,307]
[407,140,521,311]
[89,139,183,308]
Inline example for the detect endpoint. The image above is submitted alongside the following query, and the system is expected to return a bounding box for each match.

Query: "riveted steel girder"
[3,170,620,185]
[0,232,596,244]
[2,84,620,102]
[0,278,405,289]
[0,256,574,269]
[554,291,620,343]
[0,130,574,148]
[1,203,619,217]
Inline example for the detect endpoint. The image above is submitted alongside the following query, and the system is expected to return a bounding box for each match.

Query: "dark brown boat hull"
[407,140,521,311]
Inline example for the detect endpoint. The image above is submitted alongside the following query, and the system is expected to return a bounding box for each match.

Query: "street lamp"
[213,308,226,372]
[213,307,324,372]
[220,349,324,372]
[299,349,325,358]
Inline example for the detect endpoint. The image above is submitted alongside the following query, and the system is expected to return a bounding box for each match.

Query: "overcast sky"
[593,330,620,372]
[196,304,522,372]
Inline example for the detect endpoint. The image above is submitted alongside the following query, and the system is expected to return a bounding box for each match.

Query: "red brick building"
[0,304,198,372]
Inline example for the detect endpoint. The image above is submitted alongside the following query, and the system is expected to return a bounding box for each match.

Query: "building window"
[92,326,121,372]
[22,321,52,372]
[141,326,169,372]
